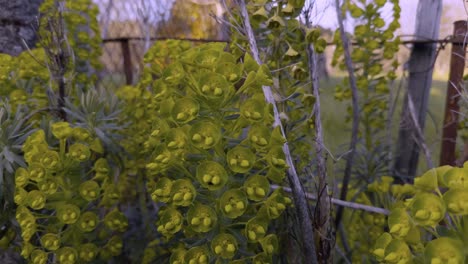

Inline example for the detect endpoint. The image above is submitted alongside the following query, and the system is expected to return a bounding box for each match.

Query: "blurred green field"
[318,75,448,177]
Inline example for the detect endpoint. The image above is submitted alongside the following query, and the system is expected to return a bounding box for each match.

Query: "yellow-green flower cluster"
[368,164,468,263]
[14,122,127,263]
[129,41,292,262]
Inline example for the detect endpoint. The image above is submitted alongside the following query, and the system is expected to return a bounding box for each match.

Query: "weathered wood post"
[440,20,467,166]
[121,38,133,85]
[393,0,443,181]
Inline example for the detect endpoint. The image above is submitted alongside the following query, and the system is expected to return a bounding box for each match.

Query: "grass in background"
[318,75,448,178]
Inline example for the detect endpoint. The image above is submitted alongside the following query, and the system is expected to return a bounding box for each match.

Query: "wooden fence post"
[440,20,468,166]
[121,38,133,85]
[393,0,442,181]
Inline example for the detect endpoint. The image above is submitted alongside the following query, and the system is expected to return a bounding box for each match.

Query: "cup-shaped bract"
[40,150,60,171]
[424,237,465,264]
[15,167,29,188]
[197,72,234,104]
[29,163,46,182]
[264,189,291,219]
[171,97,199,124]
[382,239,412,264]
[104,209,128,232]
[26,190,46,210]
[51,122,73,140]
[220,189,248,219]
[56,247,78,264]
[367,176,394,193]
[187,203,217,233]
[245,217,268,242]
[169,248,186,264]
[184,246,210,264]
[156,207,183,238]
[14,187,28,206]
[211,233,238,259]
[76,211,99,232]
[240,98,266,123]
[79,180,100,201]
[443,167,468,189]
[171,179,196,207]
[226,146,256,173]
[151,177,173,203]
[266,167,286,183]
[372,232,393,261]
[215,60,242,83]
[259,234,278,255]
[196,161,228,190]
[30,249,48,264]
[79,243,98,262]
[267,146,288,170]
[56,204,81,225]
[189,121,221,150]
[409,193,446,227]
[40,233,60,251]
[388,208,412,238]
[68,143,91,162]
[165,127,188,151]
[38,180,58,195]
[244,175,270,201]
[72,126,91,142]
[146,146,173,175]
[105,235,123,256]
[248,124,271,149]
[414,168,438,191]
[443,188,468,215]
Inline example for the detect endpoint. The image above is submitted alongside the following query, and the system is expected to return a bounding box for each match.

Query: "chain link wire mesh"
[92,0,227,89]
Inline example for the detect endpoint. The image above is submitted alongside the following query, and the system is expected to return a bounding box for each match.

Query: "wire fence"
[92,0,227,88]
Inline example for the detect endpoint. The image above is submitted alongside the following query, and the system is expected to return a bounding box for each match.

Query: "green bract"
[388,208,412,238]
[248,124,271,149]
[40,233,61,251]
[57,204,81,224]
[79,243,99,262]
[52,122,73,139]
[259,234,278,255]
[171,97,199,123]
[187,203,217,233]
[409,193,446,227]
[244,175,270,201]
[56,247,78,264]
[227,146,256,173]
[151,177,173,203]
[171,179,196,207]
[27,190,46,210]
[212,233,238,259]
[240,98,266,123]
[184,246,210,264]
[189,120,221,149]
[77,211,99,232]
[68,143,91,162]
[196,161,228,190]
[156,207,183,238]
[443,167,468,189]
[104,209,128,232]
[79,180,100,201]
[443,188,468,215]
[424,237,465,264]
[220,189,248,219]
[245,217,268,242]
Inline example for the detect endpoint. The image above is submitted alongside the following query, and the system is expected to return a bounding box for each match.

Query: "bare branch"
[272,185,389,215]
[334,0,361,228]
[407,93,435,169]
[236,0,318,262]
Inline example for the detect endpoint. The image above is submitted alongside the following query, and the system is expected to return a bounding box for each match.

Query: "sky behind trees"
[91,0,467,36]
